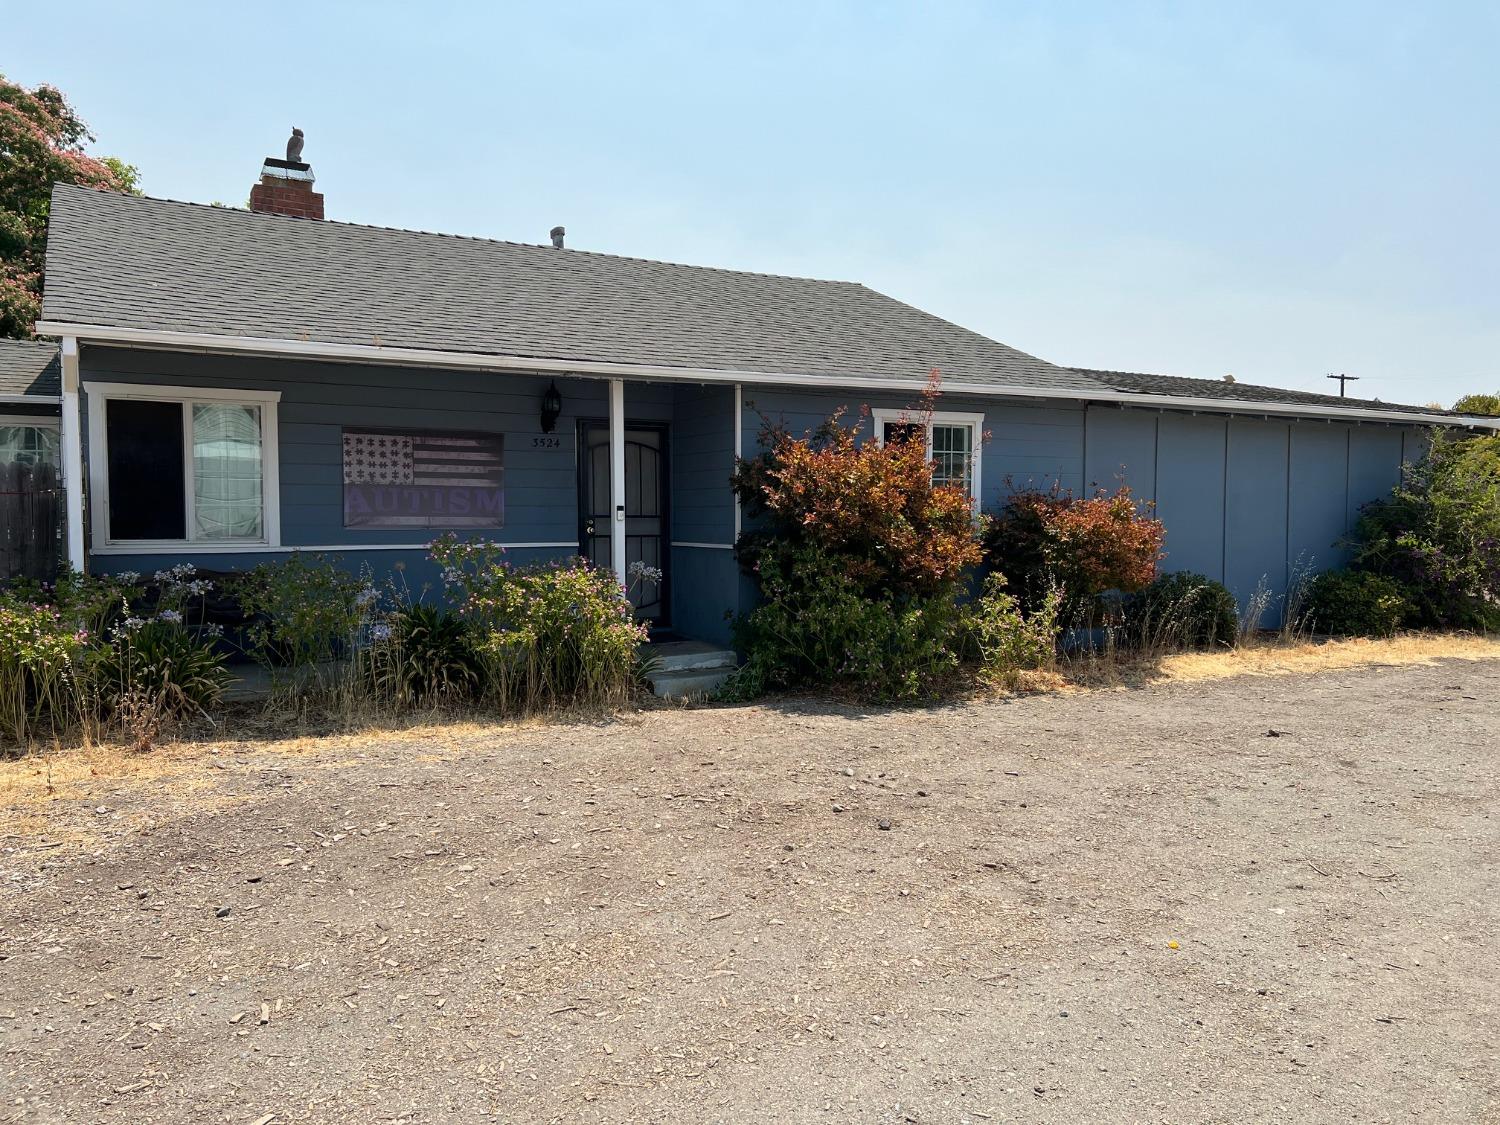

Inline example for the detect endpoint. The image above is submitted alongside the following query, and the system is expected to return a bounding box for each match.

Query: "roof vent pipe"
[550,226,565,249]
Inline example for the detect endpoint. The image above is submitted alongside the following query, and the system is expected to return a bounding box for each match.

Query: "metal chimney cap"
[549,225,566,249]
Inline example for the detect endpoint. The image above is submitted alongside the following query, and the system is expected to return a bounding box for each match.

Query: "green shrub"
[727,541,961,701]
[1298,570,1410,637]
[1124,571,1239,649]
[1349,432,1500,631]
[92,617,229,720]
[363,604,481,707]
[958,573,1061,684]
[0,598,89,744]
[984,482,1164,622]
[232,553,375,673]
[430,535,646,712]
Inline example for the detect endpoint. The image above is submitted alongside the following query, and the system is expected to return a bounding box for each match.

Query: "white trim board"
[38,321,1496,430]
[89,540,579,557]
[0,414,60,428]
[872,407,986,506]
[84,380,282,551]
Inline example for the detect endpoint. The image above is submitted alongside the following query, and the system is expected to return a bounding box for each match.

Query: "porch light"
[540,381,563,433]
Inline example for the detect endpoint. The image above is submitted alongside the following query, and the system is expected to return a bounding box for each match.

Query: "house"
[30,147,1500,645]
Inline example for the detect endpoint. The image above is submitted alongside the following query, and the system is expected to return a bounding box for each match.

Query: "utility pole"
[1326,372,1360,397]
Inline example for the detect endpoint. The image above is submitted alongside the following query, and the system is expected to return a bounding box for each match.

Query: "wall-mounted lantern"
[540,380,563,433]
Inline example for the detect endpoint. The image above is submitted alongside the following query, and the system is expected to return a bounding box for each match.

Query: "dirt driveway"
[2,656,1498,1123]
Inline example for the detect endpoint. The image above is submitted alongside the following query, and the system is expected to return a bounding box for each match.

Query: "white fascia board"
[36,321,1499,431]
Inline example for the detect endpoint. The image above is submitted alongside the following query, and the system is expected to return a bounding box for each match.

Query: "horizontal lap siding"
[741,388,1086,513]
[78,349,683,565]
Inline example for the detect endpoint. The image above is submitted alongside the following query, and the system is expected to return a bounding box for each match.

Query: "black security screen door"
[578,421,669,625]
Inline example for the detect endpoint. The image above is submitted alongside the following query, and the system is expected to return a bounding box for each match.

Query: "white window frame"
[84,381,282,553]
[0,415,60,467]
[872,408,985,507]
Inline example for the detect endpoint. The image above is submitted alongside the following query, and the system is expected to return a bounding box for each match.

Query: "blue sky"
[11,1,1498,405]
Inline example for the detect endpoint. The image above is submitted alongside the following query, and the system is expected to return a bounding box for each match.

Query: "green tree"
[1,74,139,339]
[1453,392,1500,416]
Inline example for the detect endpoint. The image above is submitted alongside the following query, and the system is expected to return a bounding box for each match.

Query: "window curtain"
[0,425,59,467]
[192,404,263,539]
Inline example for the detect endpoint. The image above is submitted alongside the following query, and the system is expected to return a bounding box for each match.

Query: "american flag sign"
[342,429,504,528]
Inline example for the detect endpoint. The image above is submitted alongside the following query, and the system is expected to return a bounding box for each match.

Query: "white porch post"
[608,378,627,587]
[58,337,86,572]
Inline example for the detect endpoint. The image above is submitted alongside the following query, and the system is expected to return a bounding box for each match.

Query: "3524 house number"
[531,436,562,449]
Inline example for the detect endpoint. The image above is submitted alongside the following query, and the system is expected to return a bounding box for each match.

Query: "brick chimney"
[249,156,324,220]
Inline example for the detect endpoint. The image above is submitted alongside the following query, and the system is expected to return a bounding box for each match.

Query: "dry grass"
[3,632,1496,838]
[1063,630,1500,689]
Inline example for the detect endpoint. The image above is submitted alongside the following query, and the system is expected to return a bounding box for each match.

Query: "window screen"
[106,399,186,540]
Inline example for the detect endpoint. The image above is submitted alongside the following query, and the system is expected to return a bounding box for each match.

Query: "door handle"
[584,521,595,537]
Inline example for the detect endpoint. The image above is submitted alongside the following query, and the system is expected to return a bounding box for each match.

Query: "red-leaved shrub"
[731,402,981,598]
[984,482,1165,619]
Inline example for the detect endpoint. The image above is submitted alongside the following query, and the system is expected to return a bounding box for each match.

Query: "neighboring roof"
[1078,367,1457,419]
[0,339,62,401]
[40,184,1106,394]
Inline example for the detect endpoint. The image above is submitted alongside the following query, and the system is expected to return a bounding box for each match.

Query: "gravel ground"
[2,658,1498,1124]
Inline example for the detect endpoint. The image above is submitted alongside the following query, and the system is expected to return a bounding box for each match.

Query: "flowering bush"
[0,564,226,745]
[232,553,376,673]
[1348,432,1500,631]
[0,598,90,743]
[984,482,1164,622]
[362,603,481,708]
[731,398,982,598]
[430,535,646,712]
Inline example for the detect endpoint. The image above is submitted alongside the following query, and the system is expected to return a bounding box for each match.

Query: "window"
[873,409,984,504]
[85,383,280,548]
[0,419,59,468]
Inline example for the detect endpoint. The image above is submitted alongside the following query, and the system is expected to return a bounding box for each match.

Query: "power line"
[1326,372,1360,397]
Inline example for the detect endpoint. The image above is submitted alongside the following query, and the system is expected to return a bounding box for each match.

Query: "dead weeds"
[2,632,1495,840]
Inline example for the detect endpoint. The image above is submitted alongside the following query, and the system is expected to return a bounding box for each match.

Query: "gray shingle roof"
[1078,367,1452,418]
[0,339,61,400]
[41,184,1105,394]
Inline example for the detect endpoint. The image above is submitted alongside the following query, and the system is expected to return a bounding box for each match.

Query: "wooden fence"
[0,460,62,581]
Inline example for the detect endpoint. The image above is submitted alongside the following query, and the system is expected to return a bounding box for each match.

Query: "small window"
[89,384,279,547]
[0,422,59,468]
[872,409,984,504]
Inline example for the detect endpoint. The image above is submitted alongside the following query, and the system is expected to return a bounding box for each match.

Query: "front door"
[579,421,669,624]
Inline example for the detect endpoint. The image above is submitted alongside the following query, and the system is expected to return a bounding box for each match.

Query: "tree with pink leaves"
[1,74,139,339]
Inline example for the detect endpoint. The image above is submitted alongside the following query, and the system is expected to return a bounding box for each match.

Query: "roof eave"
[35,321,1499,431]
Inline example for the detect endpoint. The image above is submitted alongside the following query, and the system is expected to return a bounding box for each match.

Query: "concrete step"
[645,640,738,674]
[648,665,738,701]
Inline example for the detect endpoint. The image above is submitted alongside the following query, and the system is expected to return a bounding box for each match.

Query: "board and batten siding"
[1085,406,1423,624]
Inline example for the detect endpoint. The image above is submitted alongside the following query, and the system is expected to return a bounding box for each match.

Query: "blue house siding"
[1225,419,1290,623]
[1087,405,1426,621]
[1154,413,1228,581]
[76,349,691,591]
[740,388,1087,508]
[1287,424,1354,574]
[74,342,1433,635]
[1084,409,1157,500]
